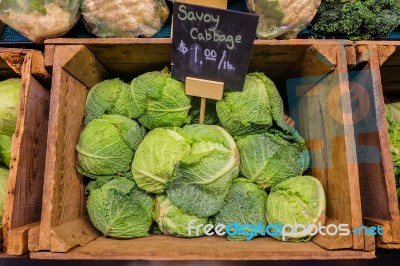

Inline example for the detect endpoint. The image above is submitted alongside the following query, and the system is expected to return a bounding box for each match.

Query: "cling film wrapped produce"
[0,1,82,43]
[246,0,321,39]
[81,0,169,38]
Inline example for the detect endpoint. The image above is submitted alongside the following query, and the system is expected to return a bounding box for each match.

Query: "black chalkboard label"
[171,2,258,92]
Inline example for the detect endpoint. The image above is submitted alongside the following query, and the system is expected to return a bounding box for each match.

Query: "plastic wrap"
[246,0,321,39]
[0,0,82,43]
[81,0,170,38]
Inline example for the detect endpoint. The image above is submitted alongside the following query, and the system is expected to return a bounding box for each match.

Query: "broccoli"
[311,0,400,40]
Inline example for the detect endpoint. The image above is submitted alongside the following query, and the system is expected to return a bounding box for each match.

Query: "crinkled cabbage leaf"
[76,115,145,178]
[214,178,268,241]
[154,194,209,237]
[166,124,239,218]
[266,175,326,242]
[87,176,154,239]
[132,128,190,193]
[236,129,309,189]
[0,78,20,137]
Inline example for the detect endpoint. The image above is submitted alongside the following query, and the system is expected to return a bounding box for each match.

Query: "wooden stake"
[199,97,206,124]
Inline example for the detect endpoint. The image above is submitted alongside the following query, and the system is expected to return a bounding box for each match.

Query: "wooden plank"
[6,222,39,255]
[185,77,224,100]
[364,217,400,244]
[38,56,89,250]
[30,235,375,260]
[181,0,227,9]
[2,51,50,255]
[380,46,400,66]
[28,224,40,252]
[0,52,25,75]
[312,218,353,250]
[44,45,55,71]
[30,51,51,86]
[50,216,99,253]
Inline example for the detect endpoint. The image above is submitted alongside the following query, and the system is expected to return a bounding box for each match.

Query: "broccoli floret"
[311,0,400,40]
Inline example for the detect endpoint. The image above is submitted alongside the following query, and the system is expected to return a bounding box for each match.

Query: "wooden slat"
[38,45,107,251]
[2,51,51,255]
[30,235,375,260]
[28,224,40,252]
[380,46,400,66]
[50,216,99,253]
[6,222,39,256]
[312,218,353,250]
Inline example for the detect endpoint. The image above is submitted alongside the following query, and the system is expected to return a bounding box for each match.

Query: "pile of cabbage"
[78,69,326,242]
[0,78,21,220]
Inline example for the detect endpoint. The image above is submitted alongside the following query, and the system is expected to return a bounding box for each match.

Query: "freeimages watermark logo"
[188,220,383,241]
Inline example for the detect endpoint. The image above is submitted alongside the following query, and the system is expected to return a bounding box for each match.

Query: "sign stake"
[199,97,207,124]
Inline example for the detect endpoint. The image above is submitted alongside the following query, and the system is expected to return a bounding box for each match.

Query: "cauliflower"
[0,1,82,43]
[246,0,321,39]
[81,0,170,38]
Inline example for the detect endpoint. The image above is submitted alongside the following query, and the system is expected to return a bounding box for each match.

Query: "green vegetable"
[76,115,145,178]
[129,69,192,129]
[216,72,291,137]
[0,78,20,137]
[154,195,209,237]
[84,78,131,125]
[86,176,154,239]
[0,135,12,168]
[266,175,326,242]
[236,130,309,189]
[0,167,9,220]
[166,124,239,218]
[214,178,268,241]
[385,104,400,193]
[311,0,400,40]
[132,128,191,194]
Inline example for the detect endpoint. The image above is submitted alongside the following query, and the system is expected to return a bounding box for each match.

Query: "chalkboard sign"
[171,2,258,92]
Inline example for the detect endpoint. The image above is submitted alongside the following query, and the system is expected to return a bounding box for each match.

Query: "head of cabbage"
[132,128,191,194]
[0,78,21,137]
[129,69,192,129]
[266,175,326,242]
[86,176,154,239]
[236,129,310,189]
[84,78,131,125]
[154,194,209,237]
[214,178,268,241]
[216,72,291,137]
[166,124,240,218]
[76,114,145,178]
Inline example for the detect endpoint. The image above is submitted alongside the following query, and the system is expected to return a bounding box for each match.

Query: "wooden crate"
[29,39,375,260]
[350,41,400,249]
[0,48,51,256]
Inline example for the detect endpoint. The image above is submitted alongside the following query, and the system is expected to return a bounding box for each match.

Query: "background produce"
[0,0,82,43]
[0,78,21,137]
[311,0,400,40]
[78,70,326,243]
[386,103,400,198]
[81,0,169,38]
[246,0,322,39]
